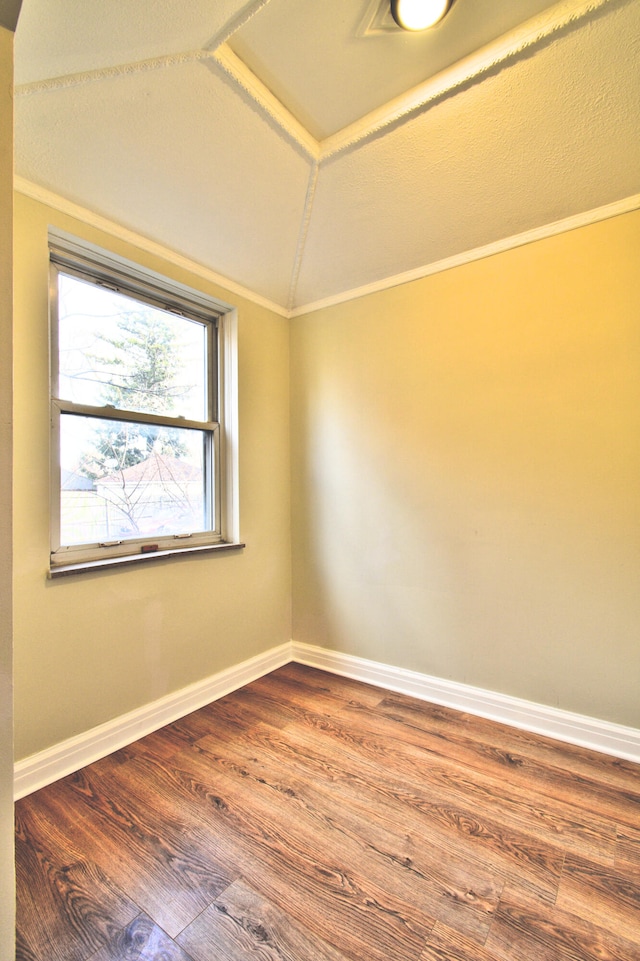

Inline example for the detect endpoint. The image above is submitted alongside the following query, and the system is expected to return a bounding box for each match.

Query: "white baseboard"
[291,641,640,765]
[15,639,640,799]
[13,642,292,800]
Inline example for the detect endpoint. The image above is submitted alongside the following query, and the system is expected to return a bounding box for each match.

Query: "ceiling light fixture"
[390,0,451,31]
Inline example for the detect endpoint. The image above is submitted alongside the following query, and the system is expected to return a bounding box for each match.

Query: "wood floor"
[15,663,640,961]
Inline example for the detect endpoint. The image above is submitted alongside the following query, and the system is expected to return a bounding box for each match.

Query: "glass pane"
[57,271,208,421]
[60,414,212,546]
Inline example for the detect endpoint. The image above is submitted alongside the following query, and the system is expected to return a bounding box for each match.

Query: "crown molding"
[212,43,319,161]
[15,178,640,320]
[290,192,640,317]
[320,0,625,161]
[208,0,624,163]
[14,176,289,317]
[15,0,626,161]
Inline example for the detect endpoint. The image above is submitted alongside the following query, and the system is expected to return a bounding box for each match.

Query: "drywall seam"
[17,178,640,319]
[286,161,319,313]
[16,0,624,161]
[16,178,640,319]
[206,0,274,51]
[14,49,222,96]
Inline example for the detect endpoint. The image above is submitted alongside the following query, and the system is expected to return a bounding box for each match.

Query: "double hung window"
[49,233,239,572]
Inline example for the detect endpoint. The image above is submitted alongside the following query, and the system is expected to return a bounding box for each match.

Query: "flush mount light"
[391,0,452,31]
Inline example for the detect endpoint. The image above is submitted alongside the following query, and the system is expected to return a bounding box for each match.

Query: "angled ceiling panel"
[14,0,250,84]
[295,0,640,307]
[12,0,640,312]
[15,59,314,306]
[228,0,558,139]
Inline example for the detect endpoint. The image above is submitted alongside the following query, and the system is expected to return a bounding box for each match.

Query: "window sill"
[49,540,246,578]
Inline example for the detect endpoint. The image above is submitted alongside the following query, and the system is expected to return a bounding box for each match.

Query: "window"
[49,232,240,574]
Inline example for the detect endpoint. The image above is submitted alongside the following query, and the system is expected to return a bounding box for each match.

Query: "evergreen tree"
[79,309,190,482]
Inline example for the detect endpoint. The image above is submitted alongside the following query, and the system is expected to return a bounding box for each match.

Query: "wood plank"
[15,666,640,961]
[420,921,505,961]
[616,824,640,877]
[330,699,640,828]
[15,932,40,961]
[115,692,277,765]
[88,914,195,961]
[250,665,387,716]
[23,763,234,938]
[228,713,565,901]
[555,853,640,945]
[83,743,433,961]
[224,712,614,866]
[211,684,310,730]
[271,661,386,707]
[15,802,139,961]
[177,880,353,961]
[485,884,640,961]
[192,730,502,943]
[132,744,436,961]
[251,672,619,866]
[375,687,640,795]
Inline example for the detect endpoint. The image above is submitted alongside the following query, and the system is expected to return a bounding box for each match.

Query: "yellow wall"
[290,211,640,728]
[0,24,15,959]
[13,192,292,760]
[12,194,640,764]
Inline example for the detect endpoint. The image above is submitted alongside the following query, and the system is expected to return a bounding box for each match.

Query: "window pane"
[57,272,208,421]
[60,414,212,546]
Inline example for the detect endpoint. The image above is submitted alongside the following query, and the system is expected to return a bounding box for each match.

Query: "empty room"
[1,1,639,959]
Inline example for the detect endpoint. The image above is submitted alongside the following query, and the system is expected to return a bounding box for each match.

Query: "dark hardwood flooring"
[15,663,640,961]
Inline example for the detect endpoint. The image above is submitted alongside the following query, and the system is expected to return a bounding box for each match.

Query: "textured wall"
[291,211,640,728]
[13,193,292,761]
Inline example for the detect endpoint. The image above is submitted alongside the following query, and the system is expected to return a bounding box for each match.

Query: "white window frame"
[48,231,241,576]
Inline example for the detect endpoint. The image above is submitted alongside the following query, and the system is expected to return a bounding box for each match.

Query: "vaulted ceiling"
[13,0,640,314]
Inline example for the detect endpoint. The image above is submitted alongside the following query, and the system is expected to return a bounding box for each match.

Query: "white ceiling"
[13,0,640,313]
